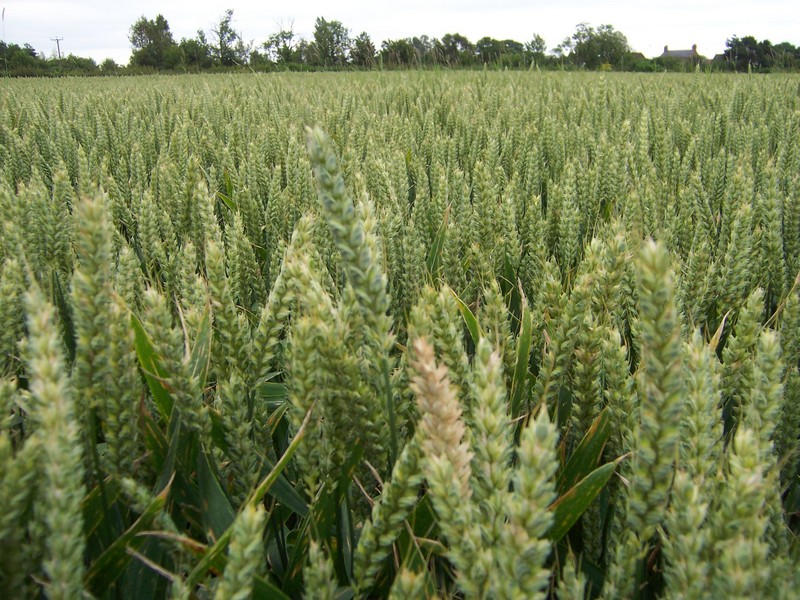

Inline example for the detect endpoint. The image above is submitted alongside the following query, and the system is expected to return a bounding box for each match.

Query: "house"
[661,44,702,62]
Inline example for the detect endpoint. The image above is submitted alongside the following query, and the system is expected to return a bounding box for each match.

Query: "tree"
[441,33,474,67]
[472,36,528,67]
[724,35,757,70]
[429,38,447,65]
[723,35,786,71]
[0,42,45,74]
[129,14,179,69]
[180,31,213,69]
[526,34,547,66]
[380,39,416,67]
[567,23,629,69]
[295,38,313,65]
[772,41,798,70]
[310,17,350,67]
[351,32,376,68]
[59,54,98,74]
[410,36,435,65]
[100,58,118,74]
[264,25,299,65]
[476,37,503,64]
[210,9,250,66]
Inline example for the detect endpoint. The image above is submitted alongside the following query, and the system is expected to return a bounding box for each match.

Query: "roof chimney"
[664,45,668,54]
[692,44,697,53]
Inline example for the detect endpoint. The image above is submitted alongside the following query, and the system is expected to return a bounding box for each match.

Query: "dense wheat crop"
[0,71,799,598]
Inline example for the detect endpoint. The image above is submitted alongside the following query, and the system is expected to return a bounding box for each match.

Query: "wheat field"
[0,71,798,598]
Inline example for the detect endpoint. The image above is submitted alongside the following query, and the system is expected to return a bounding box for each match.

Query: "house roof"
[663,49,695,59]
[661,45,700,60]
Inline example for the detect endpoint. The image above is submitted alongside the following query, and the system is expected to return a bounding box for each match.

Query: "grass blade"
[84,478,171,596]
[185,404,314,588]
[548,456,624,542]
[556,408,612,495]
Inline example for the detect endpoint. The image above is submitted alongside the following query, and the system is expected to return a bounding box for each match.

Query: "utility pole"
[51,36,63,59]
[2,7,7,77]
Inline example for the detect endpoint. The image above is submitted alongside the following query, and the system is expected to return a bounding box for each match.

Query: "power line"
[51,36,64,59]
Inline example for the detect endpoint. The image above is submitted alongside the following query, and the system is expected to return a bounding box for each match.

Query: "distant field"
[1,72,799,598]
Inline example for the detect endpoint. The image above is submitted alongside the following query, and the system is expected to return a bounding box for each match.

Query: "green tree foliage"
[410,36,437,64]
[263,23,300,65]
[475,37,527,67]
[723,35,799,71]
[99,58,118,74]
[179,31,213,69]
[526,34,547,66]
[476,37,504,64]
[381,37,447,68]
[771,41,799,69]
[56,54,99,74]
[310,17,350,67]
[210,9,250,67]
[724,35,761,70]
[0,42,102,76]
[380,39,417,67]
[441,33,475,66]
[565,23,631,69]
[351,32,377,68]
[0,42,45,75]
[129,14,181,69]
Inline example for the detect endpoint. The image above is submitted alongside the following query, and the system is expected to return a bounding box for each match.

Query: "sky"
[1,0,798,65]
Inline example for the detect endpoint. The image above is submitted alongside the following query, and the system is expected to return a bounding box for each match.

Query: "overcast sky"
[2,0,798,65]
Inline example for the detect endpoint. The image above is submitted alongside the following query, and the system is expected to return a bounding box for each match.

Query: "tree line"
[123,12,551,71]
[2,11,800,77]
